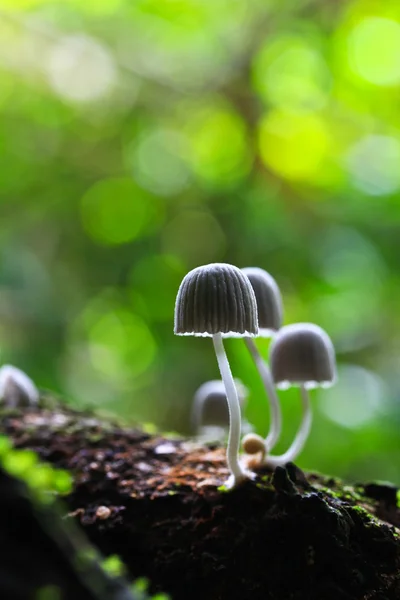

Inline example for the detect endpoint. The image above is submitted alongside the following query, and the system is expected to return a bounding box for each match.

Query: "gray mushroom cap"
[242,267,283,336]
[192,379,248,427]
[174,263,258,337]
[270,323,336,389]
[0,364,39,407]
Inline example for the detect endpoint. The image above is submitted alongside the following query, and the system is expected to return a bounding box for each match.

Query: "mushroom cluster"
[174,262,337,489]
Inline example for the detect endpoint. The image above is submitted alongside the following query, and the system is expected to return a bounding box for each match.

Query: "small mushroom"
[191,378,251,442]
[175,262,258,488]
[265,323,336,468]
[242,267,283,453]
[241,432,266,458]
[0,364,39,407]
[242,267,282,336]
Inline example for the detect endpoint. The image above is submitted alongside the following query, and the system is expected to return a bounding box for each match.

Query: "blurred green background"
[1,0,400,484]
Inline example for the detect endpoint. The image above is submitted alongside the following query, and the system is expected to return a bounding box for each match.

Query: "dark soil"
[1,403,400,600]
[0,465,138,600]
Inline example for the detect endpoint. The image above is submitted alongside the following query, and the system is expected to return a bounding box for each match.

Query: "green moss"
[142,422,158,435]
[217,483,229,492]
[87,433,103,443]
[318,482,364,505]
[0,435,72,503]
[318,486,340,499]
[351,505,370,516]
[132,577,149,592]
[74,547,99,572]
[341,485,364,503]
[102,554,126,577]
[0,407,22,418]
[35,585,62,600]
[348,504,381,527]
[0,435,12,455]
[256,482,268,490]
[2,448,37,476]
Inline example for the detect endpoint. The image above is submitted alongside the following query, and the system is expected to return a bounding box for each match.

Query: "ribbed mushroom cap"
[174,263,258,337]
[242,267,283,336]
[270,323,336,389]
[193,379,248,427]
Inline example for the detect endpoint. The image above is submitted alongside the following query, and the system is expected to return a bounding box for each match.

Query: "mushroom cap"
[192,379,248,428]
[269,323,336,389]
[242,432,265,455]
[242,267,283,336]
[0,364,39,406]
[174,263,258,337]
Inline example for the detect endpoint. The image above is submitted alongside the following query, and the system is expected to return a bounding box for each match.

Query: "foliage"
[0,0,400,483]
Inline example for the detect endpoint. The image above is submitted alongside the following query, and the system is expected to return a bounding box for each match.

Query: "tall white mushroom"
[174,263,258,488]
[241,267,283,454]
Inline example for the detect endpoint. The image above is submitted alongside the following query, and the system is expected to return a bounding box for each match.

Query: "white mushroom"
[0,364,39,408]
[174,262,258,488]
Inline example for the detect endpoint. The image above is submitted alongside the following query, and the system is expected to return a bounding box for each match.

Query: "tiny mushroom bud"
[191,379,250,442]
[241,267,283,453]
[175,262,258,488]
[241,432,267,470]
[242,432,265,456]
[266,323,336,468]
[0,364,39,408]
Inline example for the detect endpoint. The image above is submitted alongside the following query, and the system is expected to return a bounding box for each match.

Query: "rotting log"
[1,403,400,600]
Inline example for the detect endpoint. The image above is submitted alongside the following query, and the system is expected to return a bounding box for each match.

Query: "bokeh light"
[184,103,252,187]
[161,209,226,267]
[320,365,388,429]
[258,110,329,181]
[311,226,387,351]
[345,134,400,195]
[80,177,163,245]
[124,127,191,196]
[253,36,331,112]
[347,17,400,86]
[63,291,157,408]
[88,309,157,380]
[0,0,48,9]
[129,254,186,322]
[46,35,117,104]
[69,0,123,15]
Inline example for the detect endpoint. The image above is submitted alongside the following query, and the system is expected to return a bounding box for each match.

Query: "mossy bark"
[1,402,400,600]
[0,459,140,600]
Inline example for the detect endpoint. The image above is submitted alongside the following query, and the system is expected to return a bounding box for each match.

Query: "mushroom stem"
[191,393,204,435]
[265,384,312,468]
[244,337,282,452]
[212,333,247,487]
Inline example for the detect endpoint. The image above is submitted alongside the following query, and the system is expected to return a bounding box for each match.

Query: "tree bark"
[1,402,399,600]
